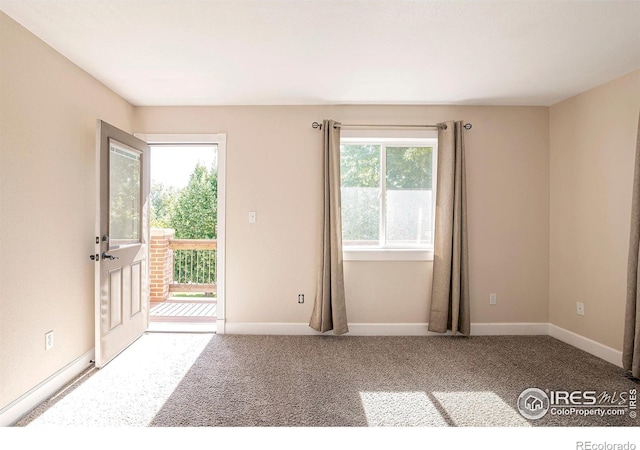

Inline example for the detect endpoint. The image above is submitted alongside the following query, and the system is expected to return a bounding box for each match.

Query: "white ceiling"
[1,0,639,107]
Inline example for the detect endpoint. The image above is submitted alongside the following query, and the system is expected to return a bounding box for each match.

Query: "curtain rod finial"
[312,121,322,130]
[464,123,472,130]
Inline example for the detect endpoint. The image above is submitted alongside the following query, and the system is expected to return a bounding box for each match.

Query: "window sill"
[343,249,434,261]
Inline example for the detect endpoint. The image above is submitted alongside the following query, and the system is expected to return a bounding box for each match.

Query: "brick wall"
[150,228,175,302]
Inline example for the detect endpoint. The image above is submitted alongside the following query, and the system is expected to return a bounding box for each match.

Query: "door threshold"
[147,321,217,333]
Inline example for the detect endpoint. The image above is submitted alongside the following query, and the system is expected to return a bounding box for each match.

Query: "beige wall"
[134,104,550,326]
[549,70,640,351]
[3,0,638,425]
[0,13,134,410]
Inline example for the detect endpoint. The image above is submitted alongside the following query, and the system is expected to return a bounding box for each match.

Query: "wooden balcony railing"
[168,239,217,294]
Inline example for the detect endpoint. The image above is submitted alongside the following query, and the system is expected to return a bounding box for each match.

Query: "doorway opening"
[147,143,220,333]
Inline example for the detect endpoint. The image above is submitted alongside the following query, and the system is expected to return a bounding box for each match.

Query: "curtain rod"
[311,122,472,130]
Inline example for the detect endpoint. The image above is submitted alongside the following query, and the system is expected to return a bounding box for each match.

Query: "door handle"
[102,252,119,260]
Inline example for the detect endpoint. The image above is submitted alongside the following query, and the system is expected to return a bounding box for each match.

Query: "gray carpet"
[16,334,640,427]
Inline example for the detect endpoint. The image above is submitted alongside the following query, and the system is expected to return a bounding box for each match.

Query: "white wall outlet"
[249,211,257,223]
[489,293,497,305]
[298,294,304,304]
[45,331,54,350]
[577,302,585,316]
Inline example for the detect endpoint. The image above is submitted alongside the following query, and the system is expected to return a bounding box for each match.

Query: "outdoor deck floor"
[150,298,217,323]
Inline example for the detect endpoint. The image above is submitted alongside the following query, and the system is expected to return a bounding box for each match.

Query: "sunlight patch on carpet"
[22,333,213,426]
[432,391,530,427]
[359,391,448,426]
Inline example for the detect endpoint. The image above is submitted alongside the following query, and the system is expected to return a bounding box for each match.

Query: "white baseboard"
[348,323,437,336]
[225,322,550,336]
[216,318,225,335]
[224,322,317,335]
[0,349,94,427]
[548,323,623,368]
[471,322,549,335]
[224,322,438,336]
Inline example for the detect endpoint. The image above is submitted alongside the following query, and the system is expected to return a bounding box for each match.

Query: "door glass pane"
[385,146,433,247]
[110,140,141,246]
[340,144,381,246]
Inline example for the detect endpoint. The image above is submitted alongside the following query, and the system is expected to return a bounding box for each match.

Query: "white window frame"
[340,129,438,261]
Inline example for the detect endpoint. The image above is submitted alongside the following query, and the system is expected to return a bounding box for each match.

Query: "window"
[340,131,437,261]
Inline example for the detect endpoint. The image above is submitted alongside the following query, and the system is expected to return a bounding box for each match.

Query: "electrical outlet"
[577,302,585,316]
[489,293,497,305]
[45,331,54,350]
[249,211,257,223]
[298,294,304,304]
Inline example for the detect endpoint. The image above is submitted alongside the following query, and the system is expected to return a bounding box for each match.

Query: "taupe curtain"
[623,112,640,378]
[310,119,349,335]
[428,121,470,335]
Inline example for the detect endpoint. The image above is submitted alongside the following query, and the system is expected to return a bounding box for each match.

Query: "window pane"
[340,144,380,245]
[385,147,433,246]
[110,141,141,245]
[386,146,433,190]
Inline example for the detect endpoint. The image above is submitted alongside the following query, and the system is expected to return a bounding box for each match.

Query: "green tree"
[386,147,432,190]
[340,144,380,187]
[150,181,178,228]
[340,144,433,189]
[170,163,217,239]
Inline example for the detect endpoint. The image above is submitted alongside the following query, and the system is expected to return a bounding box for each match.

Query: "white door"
[93,120,150,368]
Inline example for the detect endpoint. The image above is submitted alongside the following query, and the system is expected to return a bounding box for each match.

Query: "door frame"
[135,133,227,335]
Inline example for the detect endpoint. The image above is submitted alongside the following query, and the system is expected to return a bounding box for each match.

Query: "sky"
[150,145,217,188]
